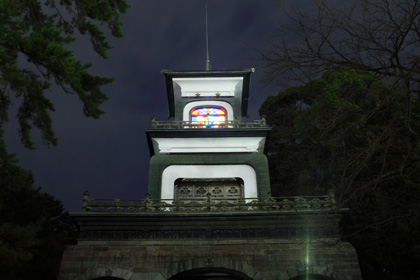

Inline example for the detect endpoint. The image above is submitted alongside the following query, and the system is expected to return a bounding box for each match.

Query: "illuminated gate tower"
[58,10,363,278]
[146,68,271,202]
[58,65,363,280]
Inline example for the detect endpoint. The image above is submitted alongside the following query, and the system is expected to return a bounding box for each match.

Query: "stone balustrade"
[150,117,267,129]
[81,191,338,213]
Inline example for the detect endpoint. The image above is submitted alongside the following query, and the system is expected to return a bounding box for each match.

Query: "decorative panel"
[175,178,243,201]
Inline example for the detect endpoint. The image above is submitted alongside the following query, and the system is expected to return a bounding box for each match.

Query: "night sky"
[3,1,300,211]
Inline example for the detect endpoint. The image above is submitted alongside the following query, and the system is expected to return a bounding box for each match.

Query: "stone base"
[59,239,362,280]
[59,211,362,280]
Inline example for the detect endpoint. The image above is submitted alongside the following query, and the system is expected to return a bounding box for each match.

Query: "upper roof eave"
[162,69,254,118]
[160,68,255,77]
[145,127,271,157]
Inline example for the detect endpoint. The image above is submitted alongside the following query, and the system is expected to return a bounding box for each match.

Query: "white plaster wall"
[161,165,257,200]
[183,101,234,121]
[173,77,243,97]
[152,137,265,154]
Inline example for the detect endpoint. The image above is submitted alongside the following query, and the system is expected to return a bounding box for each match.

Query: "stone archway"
[169,267,253,280]
[289,274,332,280]
[162,256,258,280]
[74,268,133,280]
[92,277,125,280]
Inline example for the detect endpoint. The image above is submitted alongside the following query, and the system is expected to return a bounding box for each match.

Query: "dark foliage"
[0,1,129,278]
[0,132,77,280]
[0,0,129,149]
[260,69,420,279]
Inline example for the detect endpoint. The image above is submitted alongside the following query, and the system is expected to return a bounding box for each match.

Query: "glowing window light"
[190,107,226,128]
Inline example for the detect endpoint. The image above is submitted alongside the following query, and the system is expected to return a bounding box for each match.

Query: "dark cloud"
[4,0,282,211]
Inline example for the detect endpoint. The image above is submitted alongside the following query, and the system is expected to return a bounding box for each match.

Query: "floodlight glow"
[306,229,310,280]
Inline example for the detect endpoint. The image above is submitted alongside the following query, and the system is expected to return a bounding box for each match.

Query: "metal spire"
[205,4,211,71]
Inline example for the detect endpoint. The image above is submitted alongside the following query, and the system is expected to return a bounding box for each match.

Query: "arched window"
[161,165,258,201]
[190,107,226,128]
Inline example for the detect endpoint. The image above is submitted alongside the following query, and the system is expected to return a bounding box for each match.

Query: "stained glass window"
[190,107,226,128]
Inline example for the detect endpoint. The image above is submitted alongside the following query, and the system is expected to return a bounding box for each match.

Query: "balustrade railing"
[80,191,337,213]
[150,117,267,129]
